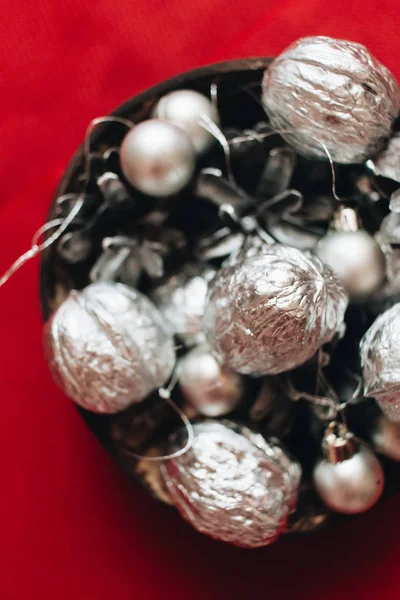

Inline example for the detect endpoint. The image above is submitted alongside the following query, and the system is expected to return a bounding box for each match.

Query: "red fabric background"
[1,1,400,598]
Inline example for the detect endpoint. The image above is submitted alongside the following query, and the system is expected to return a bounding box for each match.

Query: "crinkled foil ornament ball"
[161,421,301,547]
[361,303,400,422]
[44,282,175,413]
[203,244,348,375]
[262,36,400,163]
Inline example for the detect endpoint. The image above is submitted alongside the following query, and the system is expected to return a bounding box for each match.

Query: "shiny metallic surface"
[262,36,400,164]
[161,420,301,547]
[153,89,219,155]
[316,230,386,299]
[204,244,348,375]
[313,445,384,514]
[370,133,400,183]
[372,415,400,461]
[179,344,244,417]
[151,263,216,346]
[44,282,175,413]
[361,303,400,422]
[120,119,196,197]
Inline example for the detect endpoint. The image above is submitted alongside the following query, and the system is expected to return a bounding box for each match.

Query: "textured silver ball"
[361,303,400,422]
[313,445,384,514]
[161,420,301,547]
[151,263,216,346]
[316,230,386,300]
[120,119,196,197]
[152,90,219,155]
[372,415,400,461]
[179,344,244,417]
[44,282,175,414]
[203,244,348,375]
[262,36,400,164]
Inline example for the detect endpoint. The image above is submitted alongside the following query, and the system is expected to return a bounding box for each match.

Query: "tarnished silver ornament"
[262,36,400,164]
[178,344,244,417]
[361,302,400,422]
[151,263,216,346]
[203,244,348,375]
[44,282,175,414]
[161,420,301,547]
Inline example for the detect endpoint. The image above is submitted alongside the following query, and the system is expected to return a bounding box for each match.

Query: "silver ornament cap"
[44,282,175,414]
[314,422,384,514]
[262,36,400,164]
[161,420,301,548]
[152,89,219,155]
[120,119,196,197]
[361,302,400,422]
[203,244,348,375]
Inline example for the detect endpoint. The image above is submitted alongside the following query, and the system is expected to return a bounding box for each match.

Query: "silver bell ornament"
[44,282,175,414]
[313,422,384,514]
[203,244,348,375]
[316,206,386,300]
[262,36,400,164]
[372,415,400,462]
[152,89,219,155]
[120,119,196,197]
[161,420,301,548]
[151,263,216,346]
[178,344,244,417]
[361,302,400,422]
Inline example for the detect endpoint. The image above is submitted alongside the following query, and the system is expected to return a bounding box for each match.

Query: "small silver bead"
[153,89,219,155]
[120,119,196,197]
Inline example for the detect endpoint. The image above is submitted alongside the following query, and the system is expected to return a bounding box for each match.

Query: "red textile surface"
[1,1,399,598]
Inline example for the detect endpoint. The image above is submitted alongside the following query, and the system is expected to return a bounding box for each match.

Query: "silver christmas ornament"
[120,119,196,197]
[372,415,400,462]
[44,282,175,414]
[203,244,348,375]
[161,420,301,548]
[262,36,400,164]
[153,89,219,155]
[316,207,386,300]
[313,423,384,514]
[360,303,400,422]
[179,344,244,416]
[151,263,216,346]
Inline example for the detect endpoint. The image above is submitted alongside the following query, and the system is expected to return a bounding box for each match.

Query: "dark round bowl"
[39,57,400,539]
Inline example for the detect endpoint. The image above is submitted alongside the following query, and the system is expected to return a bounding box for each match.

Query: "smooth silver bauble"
[313,445,384,514]
[161,420,301,548]
[179,344,244,416]
[316,230,386,300]
[120,119,196,197]
[372,415,400,461]
[203,244,348,375]
[151,263,216,346]
[44,282,175,414]
[361,303,400,422]
[153,90,219,155]
[262,36,400,164]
